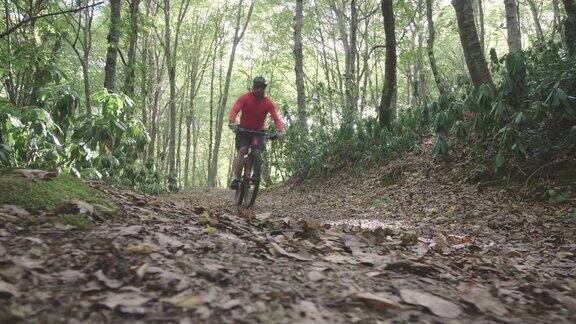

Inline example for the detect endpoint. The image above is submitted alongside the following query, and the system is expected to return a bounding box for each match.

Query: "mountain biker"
[228,76,284,190]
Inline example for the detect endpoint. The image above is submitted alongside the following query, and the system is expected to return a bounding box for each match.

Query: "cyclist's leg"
[231,132,251,189]
[234,146,248,180]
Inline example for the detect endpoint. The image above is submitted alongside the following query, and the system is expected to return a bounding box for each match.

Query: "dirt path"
[1,154,575,323]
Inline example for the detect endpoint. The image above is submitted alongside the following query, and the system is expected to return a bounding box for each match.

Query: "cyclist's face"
[252,83,266,98]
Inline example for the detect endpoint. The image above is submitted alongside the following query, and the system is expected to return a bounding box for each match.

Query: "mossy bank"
[0,169,117,213]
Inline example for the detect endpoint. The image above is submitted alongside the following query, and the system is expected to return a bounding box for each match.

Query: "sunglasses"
[253,83,267,89]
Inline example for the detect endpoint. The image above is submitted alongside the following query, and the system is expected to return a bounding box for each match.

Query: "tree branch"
[0,1,104,38]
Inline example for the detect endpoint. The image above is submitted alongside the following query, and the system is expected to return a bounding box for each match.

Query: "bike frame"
[234,127,278,207]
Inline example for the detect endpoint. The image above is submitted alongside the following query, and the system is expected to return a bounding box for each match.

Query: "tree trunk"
[82,2,93,115]
[149,54,164,159]
[294,0,308,132]
[504,0,522,53]
[208,0,254,187]
[553,0,561,36]
[191,113,200,186]
[378,0,396,129]
[563,0,576,56]
[163,0,178,190]
[426,0,446,96]
[123,0,140,96]
[452,0,493,89]
[525,0,544,43]
[184,113,193,188]
[344,0,358,131]
[477,0,485,53]
[103,0,121,92]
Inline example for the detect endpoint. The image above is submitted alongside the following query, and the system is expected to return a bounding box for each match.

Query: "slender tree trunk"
[103,0,121,92]
[452,0,493,89]
[82,2,93,115]
[191,114,200,186]
[149,56,163,160]
[477,0,485,53]
[163,0,178,190]
[553,0,561,37]
[426,0,446,96]
[504,0,522,53]
[563,0,576,56]
[525,0,544,43]
[123,0,140,96]
[184,113,193,188]
[294,0,308,132]
[378,0,396,129]
[208,43,217,178]
[345,0,358,130]
[209,0,254,187]
[3,0,17,105]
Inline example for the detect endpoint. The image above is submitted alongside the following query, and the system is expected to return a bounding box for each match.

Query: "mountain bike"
[233,127,279,208]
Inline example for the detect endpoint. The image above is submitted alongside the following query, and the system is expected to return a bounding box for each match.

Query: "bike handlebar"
[235,126,280,139]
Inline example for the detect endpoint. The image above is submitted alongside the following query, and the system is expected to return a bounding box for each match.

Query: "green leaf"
[495,152,506,170]
[511,142,526,156]
[546,190,569,204]
[514,112,527,126]
[8,116,23,128]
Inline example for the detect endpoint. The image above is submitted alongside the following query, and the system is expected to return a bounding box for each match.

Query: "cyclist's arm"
[229,95,244,125]
[269,102,284,132]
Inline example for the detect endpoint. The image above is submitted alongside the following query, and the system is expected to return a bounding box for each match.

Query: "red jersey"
[229,92,284,132]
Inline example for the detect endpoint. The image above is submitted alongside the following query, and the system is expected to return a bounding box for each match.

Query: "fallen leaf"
[458,283,508,316]
[400,288,462,318]
[255,212,272,221]
[97,292,151,309]
[433,233,449,253]
[94,270,122,289]
[291,300,334,321]
[125,243,158,254]
[14,169,57,181]
[307,271,326,282]
[218,299,243,310]
[156,232,186,249]
[68,199,95,215]
[324,254,359,265]
[414,242,429,259]
[58,270,85,283]
[0,205,30,217]
[163,289,216,309]
[269,241,313,261]
[118,225,143,236]
[357,292,403,311]
[558,295,576,314]
[135,263,148,278]
[206,226,217,235]
[0,280,18,298]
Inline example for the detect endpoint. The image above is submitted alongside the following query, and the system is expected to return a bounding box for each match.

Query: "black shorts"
[235,130,266,151]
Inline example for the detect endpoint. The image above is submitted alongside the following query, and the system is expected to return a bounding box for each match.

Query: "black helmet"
[252,76,267,87]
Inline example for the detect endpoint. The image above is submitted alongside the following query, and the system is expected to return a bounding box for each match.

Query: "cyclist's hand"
[228,123,237,131]
[276,131,286,140]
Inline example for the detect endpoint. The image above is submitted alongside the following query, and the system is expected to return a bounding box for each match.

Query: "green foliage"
[279,106,424,179]
[429,42,576,174]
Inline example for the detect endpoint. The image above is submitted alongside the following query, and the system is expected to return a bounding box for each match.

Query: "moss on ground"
[57,214,92,230]
[0,169,117,213]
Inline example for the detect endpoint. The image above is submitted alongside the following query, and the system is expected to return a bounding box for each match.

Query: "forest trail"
[2,148,575,323]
